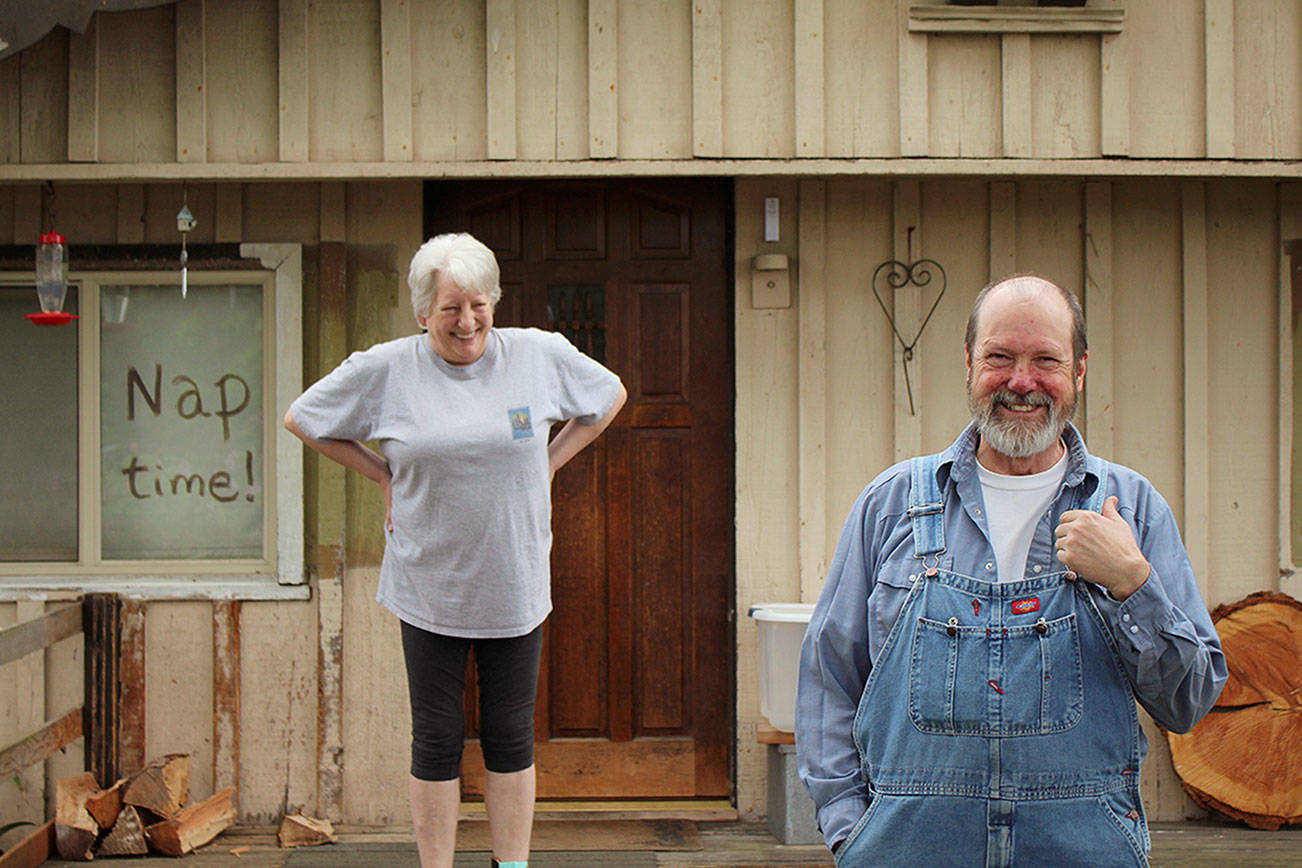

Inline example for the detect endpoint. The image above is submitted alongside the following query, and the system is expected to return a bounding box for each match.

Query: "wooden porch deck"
[31,819,1302,867]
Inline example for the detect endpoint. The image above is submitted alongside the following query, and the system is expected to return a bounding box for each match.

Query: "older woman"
[284,233,626,868]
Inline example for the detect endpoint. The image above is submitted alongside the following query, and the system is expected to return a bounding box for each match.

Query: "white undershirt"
[976,449,1068,582]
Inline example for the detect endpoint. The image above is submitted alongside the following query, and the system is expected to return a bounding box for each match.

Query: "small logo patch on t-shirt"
[1011,597,1040,615]
[508,406,534,439]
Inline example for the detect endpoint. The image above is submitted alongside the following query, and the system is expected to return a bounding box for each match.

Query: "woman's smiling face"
[421,271,494,365]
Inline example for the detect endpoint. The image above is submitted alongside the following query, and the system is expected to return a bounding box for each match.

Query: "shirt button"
[1129,625,1139,634]
[985,562,994,571]
[974,508,982,515]
[1033,565,1043,573]
[1122,613,1131,622]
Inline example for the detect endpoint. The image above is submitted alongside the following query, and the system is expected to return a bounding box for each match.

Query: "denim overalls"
[835,453,1149,868]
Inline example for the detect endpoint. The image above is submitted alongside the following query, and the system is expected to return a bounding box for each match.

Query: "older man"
[796,275,1225,867]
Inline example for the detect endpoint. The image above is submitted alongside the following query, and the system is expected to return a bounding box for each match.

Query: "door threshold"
[459,799,737,821]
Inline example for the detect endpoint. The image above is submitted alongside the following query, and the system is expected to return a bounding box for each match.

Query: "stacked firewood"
[55,754,235,860]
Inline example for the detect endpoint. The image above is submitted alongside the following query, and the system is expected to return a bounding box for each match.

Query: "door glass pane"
[0,286,79,561]
[100,283,264,560]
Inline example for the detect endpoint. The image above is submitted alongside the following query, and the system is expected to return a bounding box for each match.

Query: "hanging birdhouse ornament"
[177,204,195,298]
[26,232,78,326]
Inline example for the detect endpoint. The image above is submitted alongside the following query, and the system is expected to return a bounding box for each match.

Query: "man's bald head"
[965,274,1086,366]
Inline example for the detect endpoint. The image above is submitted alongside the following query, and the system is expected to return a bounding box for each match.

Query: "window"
[0,244,304,599]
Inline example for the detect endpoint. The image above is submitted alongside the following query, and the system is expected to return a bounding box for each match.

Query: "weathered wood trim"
[381,0,413,162]
[0,707,82,780]
[83,593,121,785]
[797,180,827,603]
[989,180,1016,279]
[892,179,922,461]
[1100,29,1129,156]
[3,158,1301,183]
[66,17,98,163]
[11,600,44,818]
[587,0,617,158]
[175,0,207,163]
[278,0,309,163]
[1084,181,1114,457]
[691,0,723,157]
[0,603,80,668]
[908,4,1125,33]
[314,240,347,818]
[898,0,928,156]
[794,0,824,157]
[1280,183,1301,595]
[1001,34,1031,159]
[214,184,242,243]
[212,600,240,810]
[1181,181,1211,601]
[118,599,147,773]
[116,185,145,244]
[1203,0,1234,159]
[486,0,517,160]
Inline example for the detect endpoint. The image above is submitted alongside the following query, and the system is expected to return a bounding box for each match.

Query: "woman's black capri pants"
[400,620,542,782]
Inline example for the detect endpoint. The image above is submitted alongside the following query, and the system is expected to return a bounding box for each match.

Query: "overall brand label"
[1011,597,1040,615]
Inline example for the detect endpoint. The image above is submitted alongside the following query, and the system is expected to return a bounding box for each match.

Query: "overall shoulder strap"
[1080,454,1110,513]
[907,453,946,558]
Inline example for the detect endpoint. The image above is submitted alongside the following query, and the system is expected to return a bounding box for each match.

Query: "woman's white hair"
[407,233,502,325]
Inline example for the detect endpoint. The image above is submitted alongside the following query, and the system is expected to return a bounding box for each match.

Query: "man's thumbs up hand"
[1055,496,1151,600]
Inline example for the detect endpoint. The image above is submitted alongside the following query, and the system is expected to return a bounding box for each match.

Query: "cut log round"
[1167,591,1302,830]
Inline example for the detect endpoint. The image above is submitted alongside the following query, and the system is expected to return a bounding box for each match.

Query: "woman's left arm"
[548,383,627,480]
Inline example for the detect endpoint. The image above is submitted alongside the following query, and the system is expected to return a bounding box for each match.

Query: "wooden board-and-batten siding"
[1,0,1300,172]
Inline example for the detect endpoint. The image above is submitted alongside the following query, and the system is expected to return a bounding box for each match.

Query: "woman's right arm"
[284,408,393,529]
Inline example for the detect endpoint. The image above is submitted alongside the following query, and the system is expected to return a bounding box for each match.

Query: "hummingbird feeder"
[26,231,77,326]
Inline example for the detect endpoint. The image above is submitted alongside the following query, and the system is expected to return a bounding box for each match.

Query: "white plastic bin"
[748,603,815,732]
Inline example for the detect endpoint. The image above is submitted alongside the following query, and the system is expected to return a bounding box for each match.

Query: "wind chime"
[26,181,77,326]
[177,188,196,298]
[870,228,946,416]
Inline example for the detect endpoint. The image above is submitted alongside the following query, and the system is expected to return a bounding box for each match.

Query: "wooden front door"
[425,179,734,799]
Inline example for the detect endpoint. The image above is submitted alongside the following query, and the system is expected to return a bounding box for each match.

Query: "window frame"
[0,243,305,601]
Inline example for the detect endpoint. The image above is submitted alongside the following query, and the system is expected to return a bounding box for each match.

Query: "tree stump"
[1167,591,1302,830]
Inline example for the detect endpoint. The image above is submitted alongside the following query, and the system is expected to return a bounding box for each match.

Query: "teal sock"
[493,862,528,868]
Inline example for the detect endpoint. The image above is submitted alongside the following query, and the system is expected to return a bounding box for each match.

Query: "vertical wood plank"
[116,185,146,245]
[1204,0,1234,158]
[1279,183,1302,594]
[278,0,309,162]
[146,603,214,799]
[320,182,346,243]
[13,601,45,821]
[67,17,99,162]
[174,0,207,163]
[118,600,147,774]
[212,601,240,811]
[486,0,517,159]
[381,0,413,162]
[83,595,122,787]
[1001,34,1031,159]
[897,0,927,156]
[1181,181,1211,601]
[13,184,40,241]
[0,57,19,164]
[798,180,827,603]
[21,28,69,164]
[794,0,824,157]
[1100,28,1129,155]
[691,0,723,156]
[587,0,617,158]
[1084,181,1115,457]
[214,184,243,243]
[989,180,1016,280]
[315,240,347,819]
[893,180,922,461]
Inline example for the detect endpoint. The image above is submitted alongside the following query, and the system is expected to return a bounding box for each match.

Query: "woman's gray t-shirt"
[289,328,623,638]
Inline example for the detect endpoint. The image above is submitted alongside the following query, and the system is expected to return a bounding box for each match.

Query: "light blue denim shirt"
[796,423,1227,851]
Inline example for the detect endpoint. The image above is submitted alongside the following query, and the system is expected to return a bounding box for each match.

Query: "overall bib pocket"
[908,610,1083,736]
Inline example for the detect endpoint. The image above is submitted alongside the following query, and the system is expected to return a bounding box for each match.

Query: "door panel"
[425,179,733,799]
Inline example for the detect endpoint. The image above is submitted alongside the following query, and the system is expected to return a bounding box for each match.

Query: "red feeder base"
[25,312,79,326]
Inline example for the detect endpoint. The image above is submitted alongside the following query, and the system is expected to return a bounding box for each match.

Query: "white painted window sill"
[0,575,312,602]
[909,5,1125,34]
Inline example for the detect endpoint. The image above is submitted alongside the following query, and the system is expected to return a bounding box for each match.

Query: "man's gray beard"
[968,387,1075,459]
